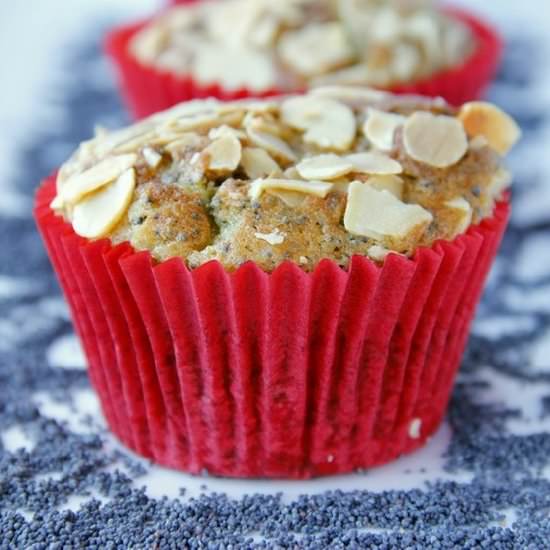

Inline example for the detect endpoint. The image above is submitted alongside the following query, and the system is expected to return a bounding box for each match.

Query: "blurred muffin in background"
[106,0,502,118]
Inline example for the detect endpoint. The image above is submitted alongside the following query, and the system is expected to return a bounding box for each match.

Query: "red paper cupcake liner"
[34,175,509,478]
[105,7,502,119]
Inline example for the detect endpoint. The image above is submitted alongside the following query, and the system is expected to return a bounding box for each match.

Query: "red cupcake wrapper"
[105,7,502,119]
[34,175,509,478]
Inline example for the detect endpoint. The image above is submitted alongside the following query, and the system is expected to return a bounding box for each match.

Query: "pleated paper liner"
[105,7,502,120]
[34,175,509,478]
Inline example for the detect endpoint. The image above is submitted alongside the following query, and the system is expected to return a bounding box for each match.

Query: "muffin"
[35,87,519,478]
[106,0,502,118]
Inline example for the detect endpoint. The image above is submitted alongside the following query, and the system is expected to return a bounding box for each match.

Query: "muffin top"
[51,86,519,271]
[130,0,474,91]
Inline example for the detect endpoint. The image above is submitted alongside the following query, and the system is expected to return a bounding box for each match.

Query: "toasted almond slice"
[209,125,247,141]
[280,96,356,151]
[367,244,393,262]
[267,189,308,207]
[242,147,281,179]
[50,194,64,211]
[142,147,162,168]
[164,131,202,149]
[332,180,351,194]
[403,112,468,168]
[346,152,402,175]
[363,108,406,151]
[443,197,473,236]
[192,45,277,91]
[218,100,279,115]
[310,85,389,103]
[254,229,285,245]
[61,154,137,205]
[151,98,221,124]
[296,154,354,180]
[110,127,157,154]
[459,102,521,155]
[72,168,136,239]
[130,25,168,62]
[365,175,404,199]
[246,124,297,163]
[277,23,355,77]
[488,168,512,197]
[249,178,333,201]
[170,112,227,133]
[344,181,432,243]
[248,15,279,48]
[283,166,302,180]
[204,135,242,172]
[390,42,422,82]
[469,135,489,150]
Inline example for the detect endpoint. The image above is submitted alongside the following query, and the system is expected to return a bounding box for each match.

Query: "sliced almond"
[249,178,333,201]
[152,98,221,124]
[459,102,521,155]
[267,189,308,207]
[208,125,246,141]
[310,85,389,104]
[142,147,162,168]
[403,112,468,168]
[344,181,432,245]
[296,154,354,181]
[332,180,351,194]
[277,23,354,77]
[283,166,302,180]
[246,124,297,163]
[488,168,512,198]
[50,194,64,211]
[363,108,406,151]
[280,96,356,152]
[164,132,203,154]
[241,147,281,179]
[365,175,404,199]
[218,99,279,115]
[367,244,393,262]
[443,197,473,236]
[346,152,402,175]
[72,168,136,239]
[61,154,137,205]
[469,135,489,150]
[192,45,277,91]
[254,229,285,245]
[204,135,242,172]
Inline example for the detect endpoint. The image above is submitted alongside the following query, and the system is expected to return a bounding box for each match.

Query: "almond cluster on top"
[51,86,519,271]
[131,0,474,91]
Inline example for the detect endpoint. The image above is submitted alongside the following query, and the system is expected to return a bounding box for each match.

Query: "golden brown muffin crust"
[51,87,520,271]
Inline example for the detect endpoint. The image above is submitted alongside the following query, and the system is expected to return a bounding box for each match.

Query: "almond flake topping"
[403,112,468,168]
[204,135,242,172]
[60,154,137,205]
[344,181,432,245]
[459,102,521,155]
[249,178,333,201]
[296,154,354,181]
[365,175,404,199]
[241,147,281,179]
[363,108,406,151]
[444,197,473,236]
[246,123,297,163]
[280,96,356,152]
[72,168,136,239]
[278,23,355,77]
[346,151,402,175]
